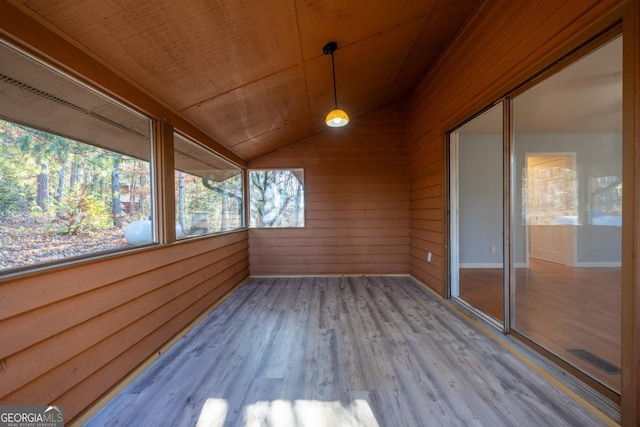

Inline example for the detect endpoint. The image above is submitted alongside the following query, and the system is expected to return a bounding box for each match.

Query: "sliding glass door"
[512,35,622,393]
[449,34,622,394]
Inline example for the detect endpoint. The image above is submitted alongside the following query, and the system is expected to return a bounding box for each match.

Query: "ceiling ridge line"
[381,11,433,106]
[287,0,313,127]
[178,63,303,112]
[227,116,311,149]
[301,13,432,63]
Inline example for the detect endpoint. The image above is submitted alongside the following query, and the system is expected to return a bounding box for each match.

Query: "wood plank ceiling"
[8,0,478,161]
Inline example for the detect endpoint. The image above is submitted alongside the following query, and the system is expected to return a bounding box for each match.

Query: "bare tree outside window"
[249,169,304,227]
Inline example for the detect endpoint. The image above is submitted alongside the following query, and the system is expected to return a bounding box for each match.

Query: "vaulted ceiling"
[6,0,478,161]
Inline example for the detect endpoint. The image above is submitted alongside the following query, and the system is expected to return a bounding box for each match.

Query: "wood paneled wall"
[0,231,249,422]
[248,106,409,276]
[407,0,627,294]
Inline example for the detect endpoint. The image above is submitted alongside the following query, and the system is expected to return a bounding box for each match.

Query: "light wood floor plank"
[85,277,610,426]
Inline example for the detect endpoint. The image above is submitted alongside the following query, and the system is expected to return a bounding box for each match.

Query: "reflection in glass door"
[450,103,504,325]
[512,36,622,393]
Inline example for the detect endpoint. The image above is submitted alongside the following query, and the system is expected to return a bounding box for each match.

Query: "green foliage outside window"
[0,118,152,271]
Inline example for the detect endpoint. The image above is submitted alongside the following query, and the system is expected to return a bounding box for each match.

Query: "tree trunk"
[129,169,137,216]
[220,180,228,231]
[36,158,49,211]
[295,180,304,226]
[56,165,65,202]
[70,159,79,189]
[178,172,185,233]
[111,156,122,227]
[138,173,146,215]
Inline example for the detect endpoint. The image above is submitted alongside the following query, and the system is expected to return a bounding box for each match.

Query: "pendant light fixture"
[323,41,349,127]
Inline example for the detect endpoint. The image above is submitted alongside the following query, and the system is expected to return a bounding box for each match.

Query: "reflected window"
[588,175,622,226]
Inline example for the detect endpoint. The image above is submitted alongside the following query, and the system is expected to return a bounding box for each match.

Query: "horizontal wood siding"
[0,231,249,422]
[249,106,409,275]
[407,0,626,294]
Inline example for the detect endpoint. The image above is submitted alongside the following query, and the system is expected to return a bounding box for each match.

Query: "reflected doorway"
[525,154,577,267]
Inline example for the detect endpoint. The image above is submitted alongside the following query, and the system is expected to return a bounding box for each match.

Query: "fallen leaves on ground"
[0,215,130,271]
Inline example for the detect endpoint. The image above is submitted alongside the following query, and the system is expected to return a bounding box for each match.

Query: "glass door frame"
[447,100,509,332]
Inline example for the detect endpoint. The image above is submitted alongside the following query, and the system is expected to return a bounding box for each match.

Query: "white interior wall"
[458,132,621,266]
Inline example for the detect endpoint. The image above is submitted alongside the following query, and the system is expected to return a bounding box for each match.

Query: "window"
[588,175,622,226]
[174,133,243,238]
[249,169,304,227]
[0,40,153,273]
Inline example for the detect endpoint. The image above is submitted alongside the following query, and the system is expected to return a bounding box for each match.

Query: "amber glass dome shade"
[325,108,349,127]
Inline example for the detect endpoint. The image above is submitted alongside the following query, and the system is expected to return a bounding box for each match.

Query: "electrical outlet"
[427,252,432,262]
[490,246,496,254]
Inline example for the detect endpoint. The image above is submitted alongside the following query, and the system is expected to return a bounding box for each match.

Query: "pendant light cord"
[331,52,338,109]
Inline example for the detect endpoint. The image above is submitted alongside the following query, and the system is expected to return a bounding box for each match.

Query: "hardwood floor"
[458,259,621,392]
[459,268,504,321]
[85,277,610,427]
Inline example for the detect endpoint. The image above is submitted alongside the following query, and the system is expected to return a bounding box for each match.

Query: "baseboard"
[459,263,503,268]
[574,262,621,268]
[459,263,530,269]
[250,273,412,278]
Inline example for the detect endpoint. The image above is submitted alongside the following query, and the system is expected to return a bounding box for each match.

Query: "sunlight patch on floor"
[245,399,379,427]
[197,398,228,427]
[197,398,379,426]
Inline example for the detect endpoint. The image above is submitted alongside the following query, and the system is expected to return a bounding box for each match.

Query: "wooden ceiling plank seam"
[411,0,547,115]
[287,0,314,145]
[387,0,482,104]
[226,116,310,149]
[23,0,300,111]
[303,21,424,132]
[408,0,516,114]
[178,64,305,113]
[180,65,309,145]
[381,0,437,105]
